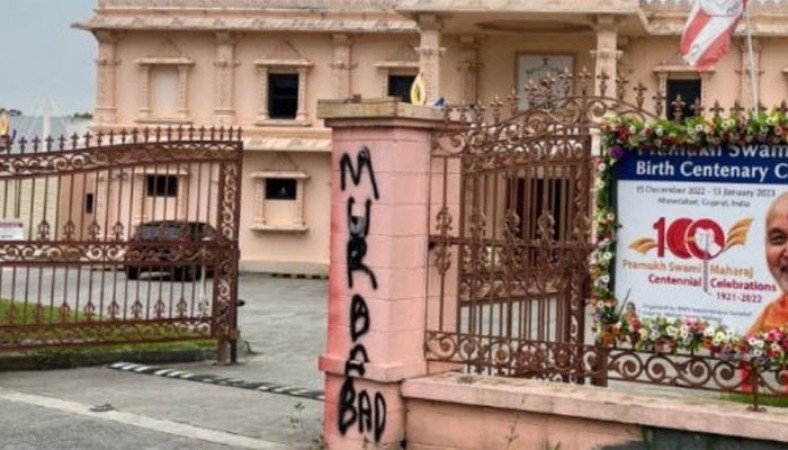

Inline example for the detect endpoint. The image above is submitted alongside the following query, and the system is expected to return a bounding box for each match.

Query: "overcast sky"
[0,0,97,116]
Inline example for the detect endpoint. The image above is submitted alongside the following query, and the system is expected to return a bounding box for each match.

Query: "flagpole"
[744,2,758,112]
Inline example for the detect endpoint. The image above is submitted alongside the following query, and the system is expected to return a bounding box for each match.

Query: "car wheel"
[174,266,201,282]
[125,267,139,280]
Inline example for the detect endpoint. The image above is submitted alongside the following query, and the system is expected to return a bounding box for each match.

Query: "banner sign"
[614,144,788,334]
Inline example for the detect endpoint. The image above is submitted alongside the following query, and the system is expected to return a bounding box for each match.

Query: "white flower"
[655,126,664,137]
[715,331,727,343]
[703,327,716,338]
[752,348,763,358]
[666,326,679,338]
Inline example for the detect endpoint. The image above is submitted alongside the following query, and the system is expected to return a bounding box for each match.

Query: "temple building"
[74,0,785,275]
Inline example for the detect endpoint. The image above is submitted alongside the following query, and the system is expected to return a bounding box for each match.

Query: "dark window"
[85,193,94,214]
[666,79,701,121]
[268,73,299,119]
[146,175,178,197]
[388,75,416,104]
[265,178,297,200]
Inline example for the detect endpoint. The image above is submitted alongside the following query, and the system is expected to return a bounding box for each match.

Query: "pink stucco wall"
[403,372,788,450]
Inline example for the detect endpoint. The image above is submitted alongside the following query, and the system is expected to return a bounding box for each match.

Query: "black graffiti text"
[337,147,387,443]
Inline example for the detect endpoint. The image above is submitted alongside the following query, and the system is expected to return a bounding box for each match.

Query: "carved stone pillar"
[177,65,190,119]
[417,14,443,103]
[331,34,354,100]
[94,31,122,124]
[256,66,269,121]
[296,67,308,121]
[590,16,621,98]
[738,38,762,109]
[457,35,481,105]
[137,65,152,119]
[213,32,239,125]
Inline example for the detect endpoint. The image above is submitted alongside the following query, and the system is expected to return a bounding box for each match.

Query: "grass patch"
[720,392,788,408]
[1,299,218,366]
[0,298,83,325]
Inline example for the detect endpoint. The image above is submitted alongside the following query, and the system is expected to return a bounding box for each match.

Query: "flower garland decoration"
[592,108,788,366]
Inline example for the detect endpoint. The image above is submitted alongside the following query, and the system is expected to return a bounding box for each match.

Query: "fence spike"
[652,90,665,118]
[731,100,744,117]
[155,126,162,142]
[142,127,150,142]
[490,95,503,123]
[670,94,685,122]
[31,136,41,153]
[633,82,647,109]
[45,136,54,152]
[578,66,592,97]
[560,68,573,98]
[616,69,630,102]
[710,101,725,118]
[108,129,115,145]
[596,70,610,98]
[690,98,704,117]
[96,130,104,146]
[83,132,92,148]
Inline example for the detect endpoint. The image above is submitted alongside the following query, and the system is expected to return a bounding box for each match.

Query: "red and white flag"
[680,0,748,69]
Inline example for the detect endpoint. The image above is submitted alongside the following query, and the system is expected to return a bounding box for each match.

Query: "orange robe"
[747,294,788,337]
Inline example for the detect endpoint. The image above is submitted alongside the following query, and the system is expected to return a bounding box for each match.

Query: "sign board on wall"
[0,219,24,241]
[613,144,788,334]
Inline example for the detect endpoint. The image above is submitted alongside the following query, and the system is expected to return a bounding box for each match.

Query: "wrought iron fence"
[0,126,242,361]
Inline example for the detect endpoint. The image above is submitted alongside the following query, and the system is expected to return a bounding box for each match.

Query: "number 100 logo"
[629,217,753,261]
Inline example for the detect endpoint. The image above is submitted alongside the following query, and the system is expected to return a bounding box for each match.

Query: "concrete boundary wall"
[402,372,788,450]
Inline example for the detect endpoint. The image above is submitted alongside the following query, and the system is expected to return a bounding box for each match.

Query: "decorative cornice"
[254,40,313,67]
[76,16,417,34]
[98,0,398,10]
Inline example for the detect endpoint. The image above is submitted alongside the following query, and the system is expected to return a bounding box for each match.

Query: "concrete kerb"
[0,346,223,372]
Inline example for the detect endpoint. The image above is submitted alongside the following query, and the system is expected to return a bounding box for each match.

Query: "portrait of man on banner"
[749,192,788,336]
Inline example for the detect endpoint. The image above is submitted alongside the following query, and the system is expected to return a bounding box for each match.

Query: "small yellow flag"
[409,72,427,105]
[0,110,8,136]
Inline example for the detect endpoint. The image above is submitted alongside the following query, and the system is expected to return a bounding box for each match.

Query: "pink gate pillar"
[317,98,445,449]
